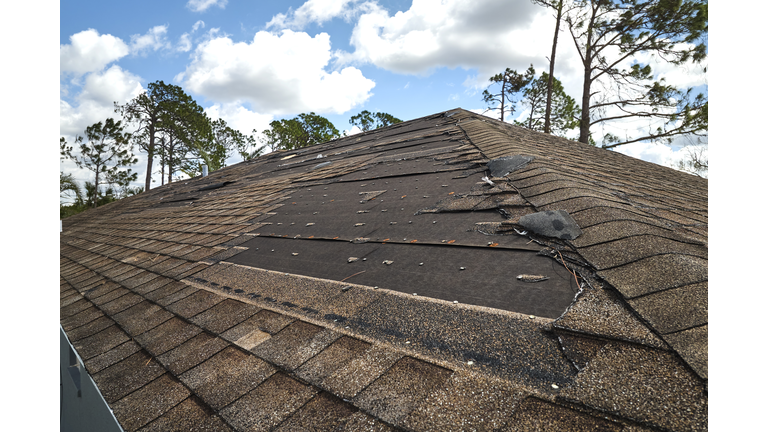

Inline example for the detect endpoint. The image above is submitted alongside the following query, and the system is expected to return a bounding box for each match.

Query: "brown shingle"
[189,298,260,333]
[111,374,190,431]
[504,397,622,432]
[166,288,225,318]
[92,350,166,403]
[135,317,203,357]
[112,301,174,337]
[72,325,130,360]
[251,320,341,371]
[627,282,708,334]
[157,332,229,375]
[296,336,371,385]
[137,396,232,432]
[273,392,357,431]
[403,369,526,431]
[353,356,452,425]
[559,343,707,431]
[219,372,317,431]
[179,346,275,410]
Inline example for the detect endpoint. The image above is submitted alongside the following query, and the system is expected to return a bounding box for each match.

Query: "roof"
[60,108,707,431]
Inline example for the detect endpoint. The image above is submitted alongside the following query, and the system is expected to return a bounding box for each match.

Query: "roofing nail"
[419,262,423,266]
[459,267,465,270]
[453,300,458,304]
[383,260,394,265]
[433,221,436,224]
[551,384,559,390]
[292,253,298,256]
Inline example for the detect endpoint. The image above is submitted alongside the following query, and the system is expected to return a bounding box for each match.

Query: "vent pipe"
[202,165,208,177]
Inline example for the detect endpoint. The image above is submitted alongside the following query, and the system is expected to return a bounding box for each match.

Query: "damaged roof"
[60,108,707,431]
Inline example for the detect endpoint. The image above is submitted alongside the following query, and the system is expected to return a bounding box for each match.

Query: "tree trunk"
[578,63,592,144]
[167,136,174,185]
[500,78,506,122]
[545,1,563,134]
[92,169,100,208]
[144,123,155,191]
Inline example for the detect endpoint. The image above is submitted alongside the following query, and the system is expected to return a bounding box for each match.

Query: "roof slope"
[61,108,707,431]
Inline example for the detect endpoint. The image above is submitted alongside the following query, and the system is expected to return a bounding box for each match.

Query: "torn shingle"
[518,209,583,240]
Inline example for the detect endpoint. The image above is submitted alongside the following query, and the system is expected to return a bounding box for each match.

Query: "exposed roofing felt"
[61,108,707,431]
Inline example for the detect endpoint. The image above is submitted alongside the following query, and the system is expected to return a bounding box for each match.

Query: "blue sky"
[59,0,709,189]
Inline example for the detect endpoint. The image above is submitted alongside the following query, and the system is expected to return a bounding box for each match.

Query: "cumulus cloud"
[60,29,130,75]
[60,65,144,138]
[186,0,227,13]
[337,0,555,78]
[180,30,375,115]
[130,25,171,55]
[267,0,371,30]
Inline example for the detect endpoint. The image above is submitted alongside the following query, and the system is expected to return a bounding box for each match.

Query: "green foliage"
[60,118,138,208]
[564,0,708,146]
[482,67,535,121]
[182,118,261,177]
[260,112,340,152]
[349,110,403,132]
[514,68,580,137]
[60,171,83,205]
[116,80,206,190]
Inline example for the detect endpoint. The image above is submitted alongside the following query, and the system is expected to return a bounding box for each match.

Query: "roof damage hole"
[198,180,236,192]
[487,155,534,177]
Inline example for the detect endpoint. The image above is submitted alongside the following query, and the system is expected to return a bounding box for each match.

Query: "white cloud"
[60,29,129,75]
[60,65,144,138]
[178,20,206,52]
[186,0,227,13]
[181,30,375,115]
[205,102,274,136]
[60,66,146,192]
[267,0,369,30]
[130,25,171,55]
[337,0,553,78]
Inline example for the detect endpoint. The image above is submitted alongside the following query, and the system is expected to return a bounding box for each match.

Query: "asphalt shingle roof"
[61,108,707,431]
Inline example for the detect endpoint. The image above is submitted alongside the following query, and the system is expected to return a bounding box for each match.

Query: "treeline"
[481,0,707,148]
[60,80,401,216]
